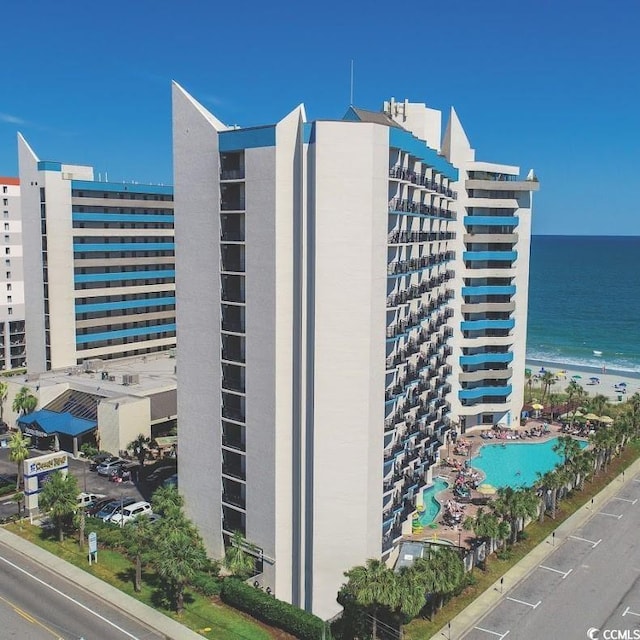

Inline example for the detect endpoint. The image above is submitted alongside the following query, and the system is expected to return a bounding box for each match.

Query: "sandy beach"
[526,358,640,402]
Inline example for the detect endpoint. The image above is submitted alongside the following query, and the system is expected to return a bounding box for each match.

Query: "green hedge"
[220,578,328,640]
[192,570,223,596]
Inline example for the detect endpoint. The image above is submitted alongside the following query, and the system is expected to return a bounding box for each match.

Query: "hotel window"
[5,260,9,266]
[6,296,11,303]
[2,187,6,194]
[4,248,9,255]
[2,212,7,219]
[6,284,11,291]
[7,308,11,315]
[4,235,8,243]
[6,272,10,279]
[3,223,8,231]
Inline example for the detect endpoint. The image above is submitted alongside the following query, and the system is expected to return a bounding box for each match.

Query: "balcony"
[458,384,513,400]
[388,199,454,220]
[461,318,515,331]
[465,178,539,192]
[463,251,517,262]
[220,169,245,181]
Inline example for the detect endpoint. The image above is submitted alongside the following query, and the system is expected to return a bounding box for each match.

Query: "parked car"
[162,473,178,489]
[76,492,106,510]
[95,497,137,522]
[145,464,177,484]
[87,497,115,517]
[89,454,118,472]
[96,458,126,476]
[108,462,140,483]
[110,501,152,527]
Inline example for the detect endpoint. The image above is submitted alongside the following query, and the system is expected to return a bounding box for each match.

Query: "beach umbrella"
[584,413,600,421]
[531,403,544,411]
[589,377,600,382]
[572,374,582,380]
[618,382,627,387]
[599,416,614,424]
[477,484,497,496]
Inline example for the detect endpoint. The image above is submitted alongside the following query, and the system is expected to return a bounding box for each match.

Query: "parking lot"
[0,447,176,521]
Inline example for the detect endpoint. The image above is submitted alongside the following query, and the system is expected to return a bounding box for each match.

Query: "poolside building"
[439,109,538,432]
[17,135,176,374]
[173,85,459,619]
[0,176,26,371]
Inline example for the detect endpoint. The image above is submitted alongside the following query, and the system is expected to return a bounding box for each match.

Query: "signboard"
[23,452,69,514]
[88,531,98,565]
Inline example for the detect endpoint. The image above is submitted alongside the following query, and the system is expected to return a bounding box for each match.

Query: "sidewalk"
[0,526,204,640]
[437,456,640,639]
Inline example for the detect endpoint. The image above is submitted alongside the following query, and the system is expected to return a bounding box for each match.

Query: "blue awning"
[18,410,97,438]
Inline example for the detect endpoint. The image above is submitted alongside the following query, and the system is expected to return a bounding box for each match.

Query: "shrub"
[221,578,327,640]
[192,570,222,597]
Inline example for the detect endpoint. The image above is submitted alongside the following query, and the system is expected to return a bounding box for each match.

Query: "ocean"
[527,235,640,375]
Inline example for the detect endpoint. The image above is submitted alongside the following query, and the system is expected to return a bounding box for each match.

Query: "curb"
[438,456,640,639]
[0,526,204,639]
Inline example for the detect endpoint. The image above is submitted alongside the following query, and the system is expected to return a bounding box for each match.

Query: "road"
[462,473,640,640]
[0,541,163,639]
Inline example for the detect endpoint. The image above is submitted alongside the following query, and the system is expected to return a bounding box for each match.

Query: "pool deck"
[408,420,566,548]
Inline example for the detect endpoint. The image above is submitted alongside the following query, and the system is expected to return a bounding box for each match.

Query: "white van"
[109,501,152,526]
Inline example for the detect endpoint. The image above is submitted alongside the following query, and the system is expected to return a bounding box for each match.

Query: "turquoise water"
[417,478,449,526]
[471,437,588,488]
[528,236,640,373]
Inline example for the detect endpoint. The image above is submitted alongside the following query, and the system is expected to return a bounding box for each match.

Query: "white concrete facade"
[0,176,26,371]
[17,136,176,374]
[173,86,459,619]
[440,108,538,431]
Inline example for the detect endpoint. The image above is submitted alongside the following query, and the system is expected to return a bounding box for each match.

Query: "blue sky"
[1,0,638,235]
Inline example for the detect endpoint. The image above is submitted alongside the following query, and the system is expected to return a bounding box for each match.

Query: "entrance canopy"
[18,409,97,438]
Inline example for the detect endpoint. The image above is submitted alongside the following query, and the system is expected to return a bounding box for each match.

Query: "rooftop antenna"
[350,60,354,106]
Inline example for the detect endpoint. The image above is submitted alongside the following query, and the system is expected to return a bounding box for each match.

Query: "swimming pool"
[416,478,449,526]
[470,437,588,488]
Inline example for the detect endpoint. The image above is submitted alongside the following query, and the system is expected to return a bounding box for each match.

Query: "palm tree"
[626,393,640,435]
[12,386,37,416]
[344,558,400,638]
[540,371,558,404]
[419,547,465,612]
[127,434,151,466]
[587,393,609,418]
[553,435,582,466]
[8,430,30,490]
[122,516,154,592]
[396,566,427,619]
[493,487,539,544]
[153,527,208,614]
[223,530,257,580]
[151,484,184,519]
[39,471,79,541]
[569,451,593,491]
[0,380,8,423]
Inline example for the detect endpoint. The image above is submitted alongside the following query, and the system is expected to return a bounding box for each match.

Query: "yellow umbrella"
[477,484,497,495]
[584,413,600,421]
[599,416,614,424]
[531,403,544,411]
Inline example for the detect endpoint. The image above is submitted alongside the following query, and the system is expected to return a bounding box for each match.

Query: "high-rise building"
[439,108,538,432]
[18,135,176,374]
[173,85,463,619]
[0,176,26,371]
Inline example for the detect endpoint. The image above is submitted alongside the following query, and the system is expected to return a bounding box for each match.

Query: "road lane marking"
[623,607,640,617]
[0,554,140,639]
[569,535,601,547]
[539,565,573,579]
[613,497,638,504]
[0,594,62,638]
[506,596,541,609]
[474,626,510,638]
[598,512,623,519]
